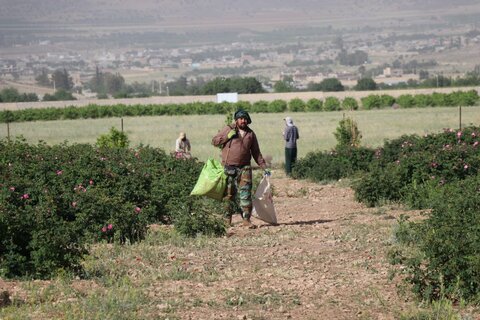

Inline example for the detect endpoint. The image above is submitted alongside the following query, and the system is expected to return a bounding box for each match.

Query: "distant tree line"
[35,68,74,91]
[273,65,480,93]
[376,65,480,90]
[24,65,480,102]
[84,69,265,98]
[0,87,77,102]
[0,87,38,103]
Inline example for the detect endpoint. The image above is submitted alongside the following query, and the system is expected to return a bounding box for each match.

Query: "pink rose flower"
[135,207,141,213]
[107,224,113,230]
[102,226,107,232]
[9,187,15,191]
[56,170,63,175]
[22,194,29,199]
[72,202,77,207]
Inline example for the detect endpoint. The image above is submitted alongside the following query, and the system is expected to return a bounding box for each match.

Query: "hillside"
[1,0,479,29]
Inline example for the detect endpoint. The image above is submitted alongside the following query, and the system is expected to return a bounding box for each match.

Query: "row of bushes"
[1,90,478,123]
[390,175,480,302]
[361,90,479,109]
[0,139,225,279]
[293,124,480,302]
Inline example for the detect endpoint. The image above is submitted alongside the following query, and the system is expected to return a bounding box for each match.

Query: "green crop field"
[2,106,479,165]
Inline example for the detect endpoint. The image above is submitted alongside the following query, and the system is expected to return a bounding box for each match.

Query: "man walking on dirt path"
[283,116,299,176]
[212,109,270,229]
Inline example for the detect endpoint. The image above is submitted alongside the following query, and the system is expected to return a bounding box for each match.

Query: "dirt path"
[150,172,421,320]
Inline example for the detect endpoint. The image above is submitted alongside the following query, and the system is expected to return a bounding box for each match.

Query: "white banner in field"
[217,92,238,103]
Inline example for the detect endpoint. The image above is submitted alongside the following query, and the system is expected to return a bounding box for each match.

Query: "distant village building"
[383,67,403,77]
[293,71,307,82]
[71,73,82,88]
[241,53,255,64]
[148,58,163,67]
[306,74,325,83]
[180,58,192,67]
[336,72,357,81]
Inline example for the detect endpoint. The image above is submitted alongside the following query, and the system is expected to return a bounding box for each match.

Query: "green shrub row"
[356,129,480,302]
[292,146,374,182]
[390,176,480,302]
[1,90,478,123]
[0,139,224,279]
[354,126,480,207]
[294,124,480,302]
[361,90,479,109]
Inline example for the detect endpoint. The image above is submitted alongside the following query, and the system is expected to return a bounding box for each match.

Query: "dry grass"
[2,107,480,165]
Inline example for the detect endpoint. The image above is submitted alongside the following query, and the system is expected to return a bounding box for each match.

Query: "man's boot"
[223,215,232,227]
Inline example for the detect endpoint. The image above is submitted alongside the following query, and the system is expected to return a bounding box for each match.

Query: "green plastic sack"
[190,158,227,201]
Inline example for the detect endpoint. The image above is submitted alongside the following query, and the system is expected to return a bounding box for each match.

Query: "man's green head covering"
[234,109,252,124]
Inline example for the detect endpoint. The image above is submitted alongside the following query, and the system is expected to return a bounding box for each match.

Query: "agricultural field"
[1,106,480,319]
[2,106,480,165]
[1,171,478,319]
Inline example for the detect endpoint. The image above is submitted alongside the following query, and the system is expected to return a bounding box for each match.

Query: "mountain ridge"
[1,0,479,30]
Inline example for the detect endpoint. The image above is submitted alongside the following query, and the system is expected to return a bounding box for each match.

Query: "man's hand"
[227,129,236,139]
[263,168,271,176]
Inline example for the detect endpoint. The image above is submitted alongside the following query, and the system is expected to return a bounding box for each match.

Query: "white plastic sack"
[252,176,277,225]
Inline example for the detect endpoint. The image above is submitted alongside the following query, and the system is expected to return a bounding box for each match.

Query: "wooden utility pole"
[459,106,462,130]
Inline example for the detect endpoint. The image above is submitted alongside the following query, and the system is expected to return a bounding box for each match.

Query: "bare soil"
[150,172,424,319]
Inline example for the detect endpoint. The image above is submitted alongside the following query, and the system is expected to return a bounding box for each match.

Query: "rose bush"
[0,139,223,278]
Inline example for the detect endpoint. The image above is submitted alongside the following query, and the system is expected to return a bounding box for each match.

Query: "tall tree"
[51,68,73,91]
[104,72,125,94]
[231,77,264,94]
[0,87,21,102]
[89,65,105,93]
[167,76,189,95]
[318,78,344,92]
[87,69,125,95]
[35,68,51,87]
[274,80,295,93]
[355,78,377,91]
[201,77,231,94]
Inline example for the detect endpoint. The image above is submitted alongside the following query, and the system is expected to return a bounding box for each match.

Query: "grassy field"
[2,106,480,165]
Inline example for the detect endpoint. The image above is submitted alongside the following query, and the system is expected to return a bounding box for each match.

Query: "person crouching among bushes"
[175,132,192,159]
[212,109,270,229]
